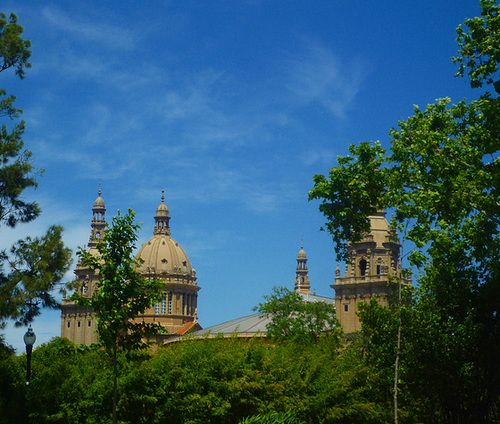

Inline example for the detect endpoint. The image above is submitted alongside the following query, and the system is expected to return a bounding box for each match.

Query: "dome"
[136,234,193,276]
[93,196,105,208]
[297,241,307,259]
[155,190,169,217]
[93,184,106,210]
[156,201,169,217]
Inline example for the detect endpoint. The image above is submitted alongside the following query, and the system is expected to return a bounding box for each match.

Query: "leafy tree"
[9,335,400,423]
[0,12,71,328]
[254,286,340,345]
[309,1,500,422]
[73,209,163,424]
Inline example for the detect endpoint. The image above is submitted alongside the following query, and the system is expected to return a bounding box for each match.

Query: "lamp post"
[23,326,36,386]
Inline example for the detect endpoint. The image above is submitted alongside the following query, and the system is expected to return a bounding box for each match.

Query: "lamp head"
[23,325,36,347]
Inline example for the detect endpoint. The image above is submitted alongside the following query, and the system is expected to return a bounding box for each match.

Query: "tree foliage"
[72,209,163,424]
[309,1,500,422]
[2,336,394,424]
[254,286,340,345]
[73,209,163,354]
[0,12,71,328]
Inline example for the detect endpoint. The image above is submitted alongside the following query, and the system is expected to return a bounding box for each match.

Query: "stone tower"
[60,186,106,344]
[294,241,311,294]
[332,211,411,333]
[135,190,201,335]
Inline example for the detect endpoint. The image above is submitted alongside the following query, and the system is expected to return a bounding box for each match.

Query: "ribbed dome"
[136,234,193,275]
[156,202,169,216]
[93,196,105,208]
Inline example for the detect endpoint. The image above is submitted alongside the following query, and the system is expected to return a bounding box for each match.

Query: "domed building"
[61,189,201,345]
[135,190,201,335]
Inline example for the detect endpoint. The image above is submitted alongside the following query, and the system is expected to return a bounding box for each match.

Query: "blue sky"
[2,1,479,352]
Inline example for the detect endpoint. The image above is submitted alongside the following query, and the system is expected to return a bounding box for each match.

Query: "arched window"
[359,258,367,276]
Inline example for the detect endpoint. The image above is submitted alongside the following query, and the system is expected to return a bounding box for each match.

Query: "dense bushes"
[1,336,396,424]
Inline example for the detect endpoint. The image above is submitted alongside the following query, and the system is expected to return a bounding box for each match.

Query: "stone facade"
[332,211,411,333]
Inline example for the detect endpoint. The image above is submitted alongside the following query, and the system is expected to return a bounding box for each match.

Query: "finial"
[161,189,165,204]
[301,238,304,250]
[98,180,102,197]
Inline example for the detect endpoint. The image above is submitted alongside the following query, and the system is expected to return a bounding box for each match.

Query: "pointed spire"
[153,189,171,236]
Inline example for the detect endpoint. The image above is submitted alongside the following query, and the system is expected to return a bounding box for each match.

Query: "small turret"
[295,240,311,294]
[88,183,106,248]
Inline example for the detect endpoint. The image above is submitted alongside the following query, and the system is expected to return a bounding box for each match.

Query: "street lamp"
[23,326,36,386]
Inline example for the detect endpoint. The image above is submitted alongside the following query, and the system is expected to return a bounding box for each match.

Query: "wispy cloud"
[42,6,138,51]
[287,39,368,118]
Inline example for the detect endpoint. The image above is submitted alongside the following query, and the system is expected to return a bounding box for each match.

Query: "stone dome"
[156,199,169,217]
[135,190,196,279]
[93,184,106,210]
[297,241,307,259]
[136,234,193,276]
[93,195,105,209]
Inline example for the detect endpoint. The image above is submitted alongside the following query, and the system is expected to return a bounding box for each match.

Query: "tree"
[73,209,163,424]
[254,286,340,345]
[0,12,71,329]
[309,1,500,422]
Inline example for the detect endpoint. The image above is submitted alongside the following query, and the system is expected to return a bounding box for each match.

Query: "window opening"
[161,294,167,314]
[359,259,367,276]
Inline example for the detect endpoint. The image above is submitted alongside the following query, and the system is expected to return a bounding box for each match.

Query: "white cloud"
[287,39,368,118]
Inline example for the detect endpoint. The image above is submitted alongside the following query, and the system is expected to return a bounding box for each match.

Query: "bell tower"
[61,186,106,344]
[332,211,411,333]
[295,241,311,294]
[88,183,106,248]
